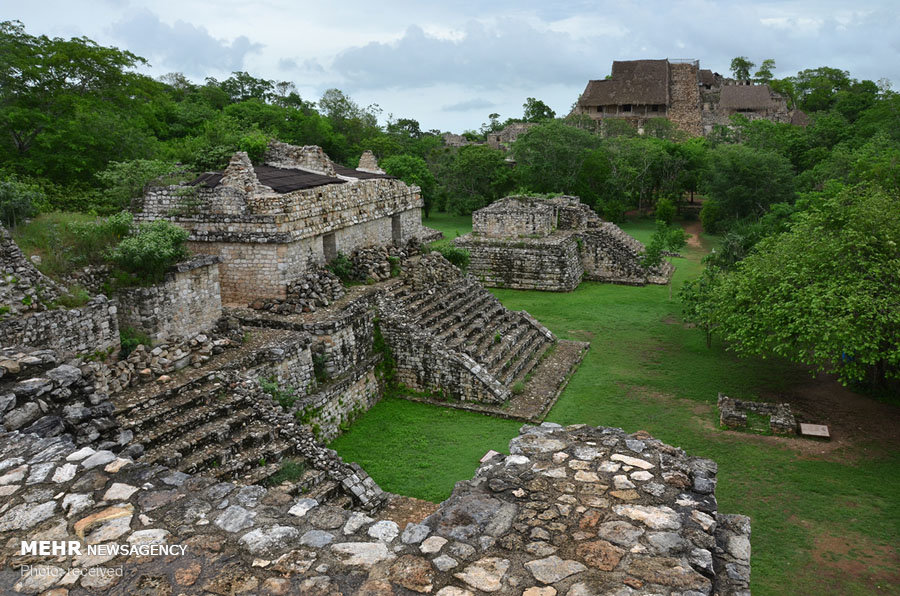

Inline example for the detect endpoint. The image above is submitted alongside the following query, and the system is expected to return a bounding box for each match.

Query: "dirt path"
[683,220,703,248]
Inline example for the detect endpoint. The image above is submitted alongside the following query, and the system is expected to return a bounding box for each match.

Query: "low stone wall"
[0,296,119,359]
[0,422,750,594]
[115,256,222,343]
[305,295,376,381]
[288,359,381,443]
[456,233,584,291]
[1,226,61,316]
[718,393,796,434]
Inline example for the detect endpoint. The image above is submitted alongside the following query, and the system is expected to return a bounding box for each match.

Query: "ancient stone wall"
[115,256,222,344]
[667,62,703,136]
[0,296,119,359]
[457,234,584,292]
[378,308,510,404]
[472,197,556,238]
[718,393,796,434]
[287,362,380,443]
[0,347,125,453]
[265,141,336,176]
[1,226,61,316]
[580,224,674,285]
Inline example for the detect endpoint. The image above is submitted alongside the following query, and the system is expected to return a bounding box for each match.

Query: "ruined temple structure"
[575,58,807,136]
[134,141,440,304]
[486,122,537,150]
[455,195,674,291]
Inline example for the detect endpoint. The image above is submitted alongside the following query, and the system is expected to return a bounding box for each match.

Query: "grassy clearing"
[331,212,900,595]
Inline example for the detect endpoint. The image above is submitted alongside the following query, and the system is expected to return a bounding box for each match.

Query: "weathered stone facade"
[0,296,119,360]
[576,58,803,137]
[134,141,438,304]
[115,256,222,344]
[456,196,673,291]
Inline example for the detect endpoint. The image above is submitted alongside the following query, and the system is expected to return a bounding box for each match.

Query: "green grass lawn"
[331,212,900,595]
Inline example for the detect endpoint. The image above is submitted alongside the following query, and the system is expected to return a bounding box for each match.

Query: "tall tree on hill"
[522,97,556,122]
[729,56,755,81]
[754,59,776,83]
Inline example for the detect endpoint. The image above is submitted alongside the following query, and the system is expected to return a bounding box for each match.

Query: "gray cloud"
[443,98,497,112]
[332,20,604,90]
[108,9,263,76]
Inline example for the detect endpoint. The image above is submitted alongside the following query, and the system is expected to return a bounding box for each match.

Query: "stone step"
[208,436,293,482]
[130,391,251,451]
[415,282,475,327]
[306,478,341,503]
[428,291,494,337]
[139,407,257,468]
[435,292,501,343]
[500,335,551,386]
[452,301,506,349]
[484,322,533,370]
[237,462,284,487]
[120,377,230,432]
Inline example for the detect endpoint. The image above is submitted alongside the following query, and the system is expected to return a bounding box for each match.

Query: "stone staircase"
[382,274,554,399]
[114,372,298,486]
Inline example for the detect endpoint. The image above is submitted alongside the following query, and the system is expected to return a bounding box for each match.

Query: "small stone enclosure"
[718,392,797,434]
[455,195,674,291]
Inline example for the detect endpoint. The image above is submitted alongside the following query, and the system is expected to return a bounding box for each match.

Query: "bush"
[600,199,626,223]
[700,200,722,234]
[326,252,354,283]
[95,160,182,214]
[238,129,269,164]
[107,220,189,282]
[434,245,470,271]
[0,179,44,228]
[120,326,152,357]
[655,197,676,224]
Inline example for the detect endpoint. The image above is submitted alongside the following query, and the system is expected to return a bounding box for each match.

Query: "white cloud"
[108,8,263,76]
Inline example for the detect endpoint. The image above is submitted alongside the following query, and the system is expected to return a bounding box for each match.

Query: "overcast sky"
[9,1,900,132]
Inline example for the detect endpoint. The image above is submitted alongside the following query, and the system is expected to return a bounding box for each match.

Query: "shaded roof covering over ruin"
[699,69,719,87]
[719,84,777,110]
[190,159,394,194]
[581,59,669,106]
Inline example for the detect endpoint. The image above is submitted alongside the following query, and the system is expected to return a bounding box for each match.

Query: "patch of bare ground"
[797,528,900,594]
[624,379,900,462]
[683,220,703,248]
[378,494,440,530]
[756,372,900,460]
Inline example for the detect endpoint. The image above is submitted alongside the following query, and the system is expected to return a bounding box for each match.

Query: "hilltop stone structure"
[455,196,674,291]
[575,59,806,136]
[134,141,440,304]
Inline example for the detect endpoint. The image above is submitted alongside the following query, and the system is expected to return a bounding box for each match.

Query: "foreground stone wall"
[115,256,222,343]
[0,422,749,595]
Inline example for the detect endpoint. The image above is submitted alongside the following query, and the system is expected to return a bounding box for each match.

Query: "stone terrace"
[0,423,750,595]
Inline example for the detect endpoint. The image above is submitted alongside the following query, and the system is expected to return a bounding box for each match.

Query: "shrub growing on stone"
[327,252,354,283]
[434,245,470,272]
[107,220,189,282]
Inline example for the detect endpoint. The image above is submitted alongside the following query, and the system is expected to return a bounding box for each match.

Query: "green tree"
[443,145,512,214]
[694,185,900,385]
[522,97,556,122]
[704,143,795,221]
[729,56,755,81]
[512,121,601,195]
[380,154,437,217]
[753,59,776,83]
